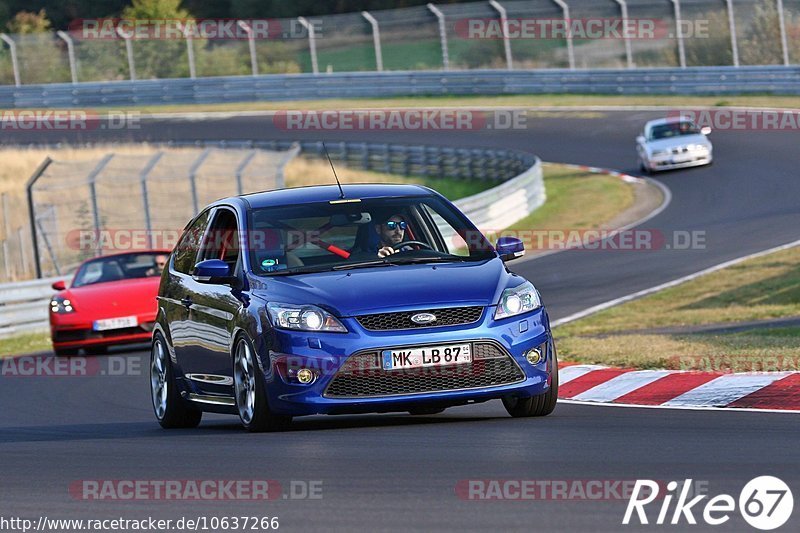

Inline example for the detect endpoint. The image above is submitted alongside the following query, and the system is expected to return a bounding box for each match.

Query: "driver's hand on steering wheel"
[378,246,397,258]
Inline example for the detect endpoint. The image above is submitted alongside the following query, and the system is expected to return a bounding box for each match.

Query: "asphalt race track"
[2,109,799,531]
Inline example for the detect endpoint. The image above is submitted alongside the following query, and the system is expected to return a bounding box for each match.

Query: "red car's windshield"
[72,252,169,288]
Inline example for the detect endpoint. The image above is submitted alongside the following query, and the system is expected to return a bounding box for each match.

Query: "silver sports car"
[636,117,713,174]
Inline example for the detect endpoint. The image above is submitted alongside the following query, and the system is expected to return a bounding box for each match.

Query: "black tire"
[503,347,558,418]
[233,336,292,433]
[54,347,79,357]
[150,332,202,429]
[408,407,446,416]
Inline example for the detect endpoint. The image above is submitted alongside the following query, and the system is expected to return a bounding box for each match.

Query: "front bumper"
[646,151,712,171]
[256,307,555,416]
[50,312,156,350]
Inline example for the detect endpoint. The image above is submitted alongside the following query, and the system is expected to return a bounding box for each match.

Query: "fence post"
[427,4,450,70]
[489,0,513,70]
[614,0,633,68]
[188,148,212,214]
[181,24,197,79]
[552,1,575,70]
[361,11,384,72]
[87,154,115,257]
[116,25,136,81]
[1,193,10,280]
[670,0,686,68]
[56,31,78,83]
[140,152,163,249]
[776,0,790,66]
[297,17,319,74]
[235,150,258,195]
[0,33,21,86]
[724,0,739,67]
[237,20,259,76]
[18,227,28,277]
[25,157,53,279]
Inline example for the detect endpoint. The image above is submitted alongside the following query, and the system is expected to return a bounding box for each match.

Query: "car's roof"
[231,183,437,209]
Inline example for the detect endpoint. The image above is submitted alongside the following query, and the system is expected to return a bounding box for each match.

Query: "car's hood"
[60,277,160,316]
[251,259,511,316]
[646,134,709,152]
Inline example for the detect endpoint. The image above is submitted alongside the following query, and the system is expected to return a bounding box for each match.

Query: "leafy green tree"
[6,8,51,33]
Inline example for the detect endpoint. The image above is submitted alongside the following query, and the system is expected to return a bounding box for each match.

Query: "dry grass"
[556,246,800,370]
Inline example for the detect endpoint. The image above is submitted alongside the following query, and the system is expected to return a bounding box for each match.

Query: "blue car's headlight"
[267,302,347,333]
[494,281,541,320]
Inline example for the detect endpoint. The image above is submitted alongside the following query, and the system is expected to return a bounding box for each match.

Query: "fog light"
[296,368,315,384]
[525,348,542,365]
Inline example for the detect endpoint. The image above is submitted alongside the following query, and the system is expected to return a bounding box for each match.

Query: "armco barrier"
[0,276,65,338]
[0,140,542,339]
[0,66,799,109]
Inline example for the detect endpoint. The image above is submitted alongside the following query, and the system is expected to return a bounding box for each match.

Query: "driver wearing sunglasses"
[376,214,408,258]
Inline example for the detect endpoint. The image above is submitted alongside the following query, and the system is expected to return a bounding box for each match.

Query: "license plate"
[93,316,138,331]
[382,343,472,371]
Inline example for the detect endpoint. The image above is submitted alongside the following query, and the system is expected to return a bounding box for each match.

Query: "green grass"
[556,246,800,370]
[504,163,635,253]
[89,94,800,115]
[0,332,51,358]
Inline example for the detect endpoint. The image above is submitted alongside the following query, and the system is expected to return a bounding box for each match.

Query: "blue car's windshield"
[247,195,495,276]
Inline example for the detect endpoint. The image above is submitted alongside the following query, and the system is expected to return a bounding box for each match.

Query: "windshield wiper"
[386,256,472,265]
[332,260,394,271]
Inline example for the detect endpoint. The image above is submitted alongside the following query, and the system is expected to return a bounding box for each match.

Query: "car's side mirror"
[636,135,646,144]
[700,126,712,135]
[52,280,66,291]
[496,237,525,262]
[192,259,239,286]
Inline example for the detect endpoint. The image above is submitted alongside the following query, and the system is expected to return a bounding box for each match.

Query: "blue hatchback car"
[151,184,558,431]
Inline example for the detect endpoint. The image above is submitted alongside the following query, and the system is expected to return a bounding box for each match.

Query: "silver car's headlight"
[494,281,541,320]
[267,302,347,332]
[651,149,668,157]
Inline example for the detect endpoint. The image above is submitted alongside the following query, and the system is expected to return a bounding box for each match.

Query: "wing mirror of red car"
[52,280,66,291]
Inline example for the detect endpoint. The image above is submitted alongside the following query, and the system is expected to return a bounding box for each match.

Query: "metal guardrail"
[0,139,542,340]
[0,66,798,109]
[0,275,65,338]
[168,139,535,182]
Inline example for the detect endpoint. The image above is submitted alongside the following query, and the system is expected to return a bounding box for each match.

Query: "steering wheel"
[392,240,433,252]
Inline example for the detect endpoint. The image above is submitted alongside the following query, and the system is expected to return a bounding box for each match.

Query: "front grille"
[324,341,524,398]
[54,324,152,342]
[356,306,483,331]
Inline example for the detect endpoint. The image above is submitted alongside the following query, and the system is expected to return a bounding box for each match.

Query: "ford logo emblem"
[411,313,437,325]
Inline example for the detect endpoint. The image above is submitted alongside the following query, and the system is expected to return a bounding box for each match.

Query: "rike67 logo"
[624,477,793,530]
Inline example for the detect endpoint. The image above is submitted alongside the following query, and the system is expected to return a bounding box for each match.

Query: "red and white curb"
[558,364,800,412]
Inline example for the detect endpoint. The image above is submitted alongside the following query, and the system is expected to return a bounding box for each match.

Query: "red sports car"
[49,251,171,356]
